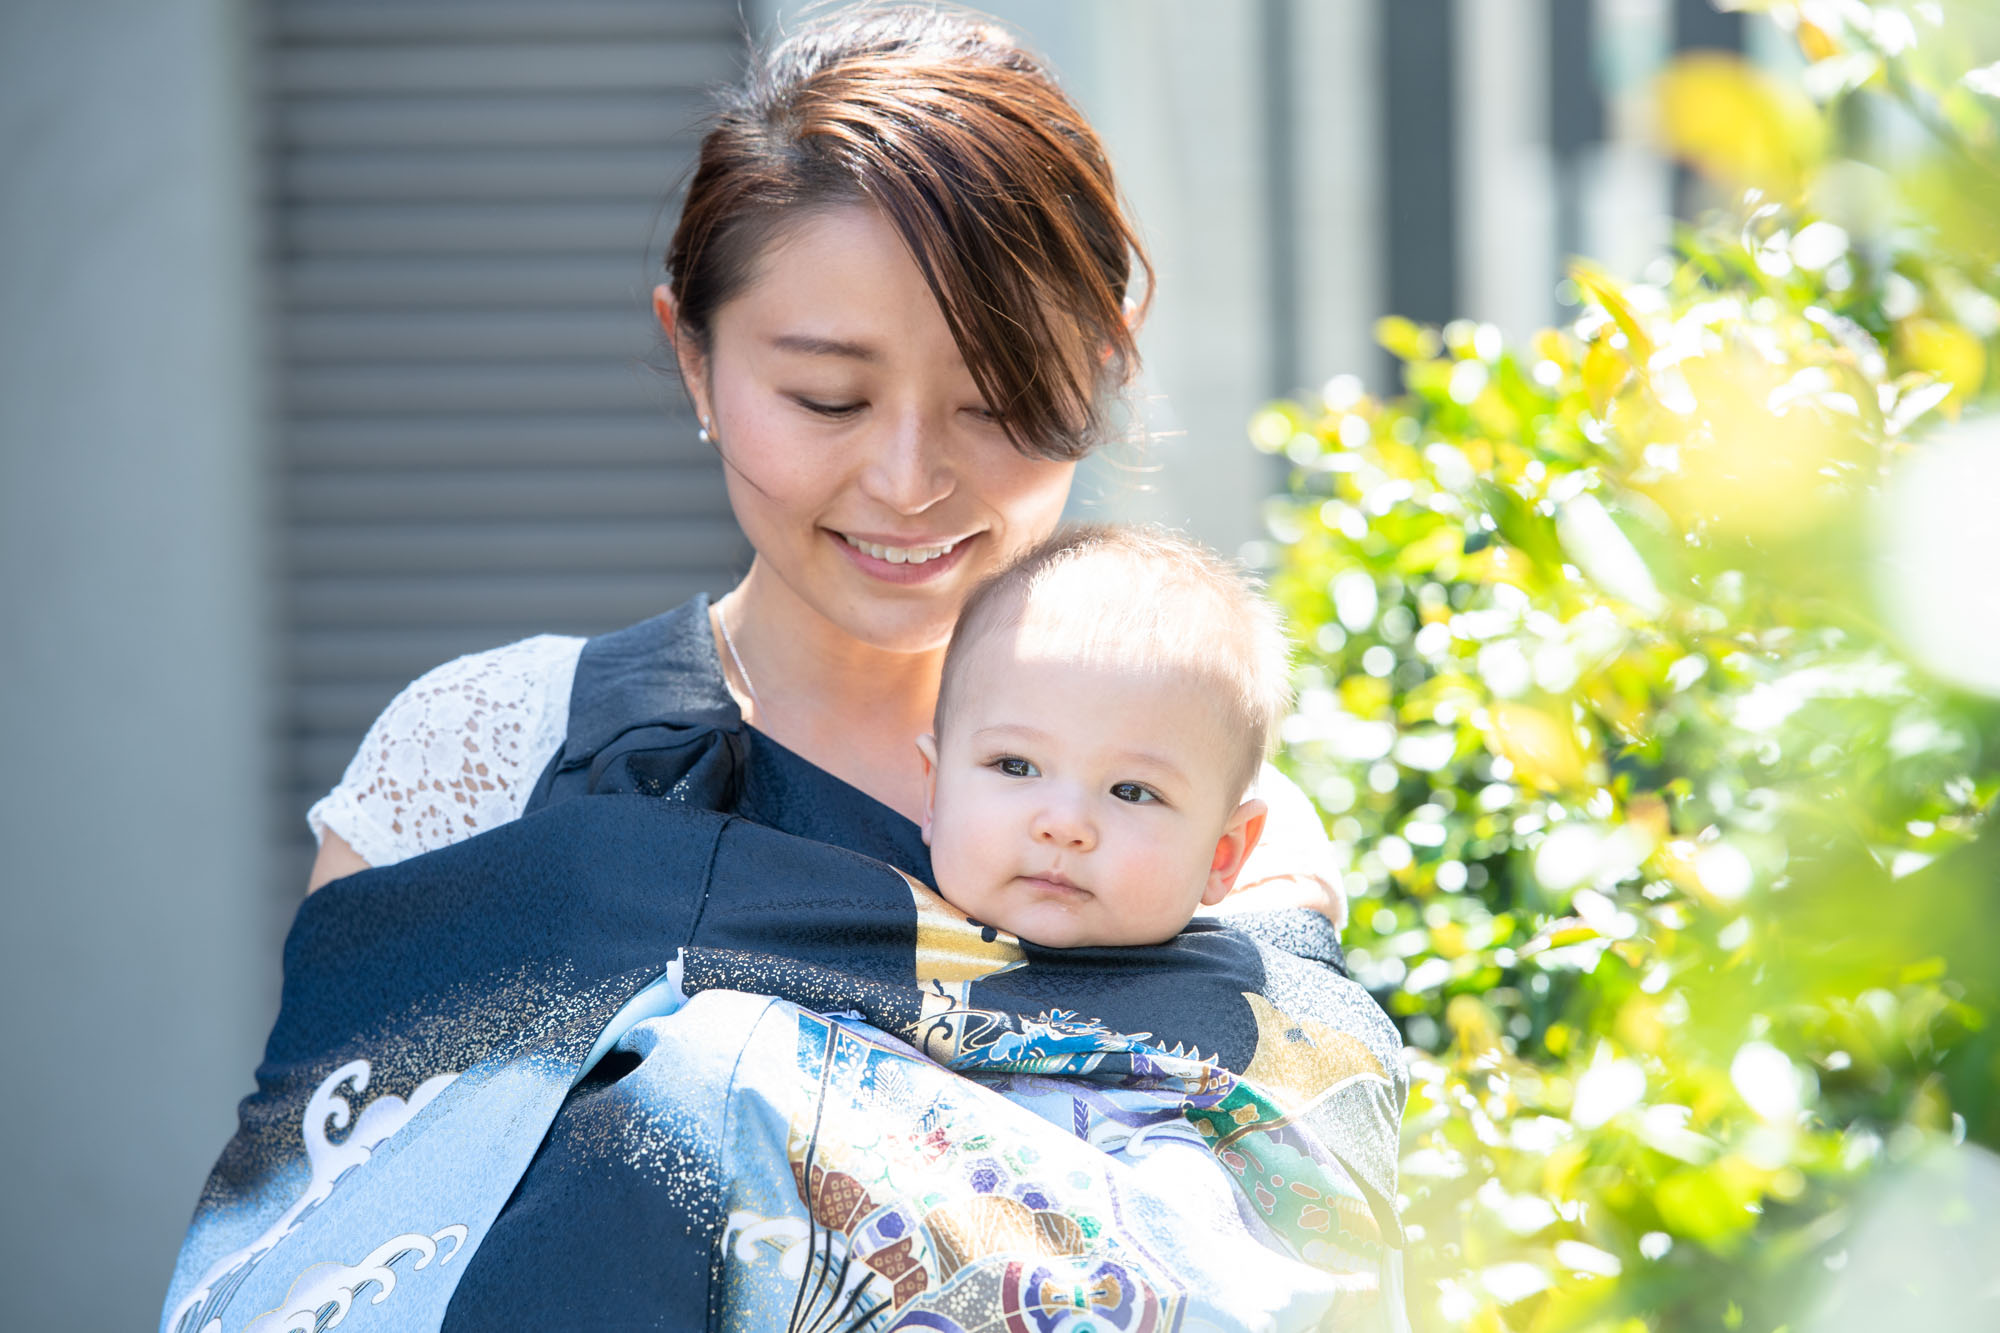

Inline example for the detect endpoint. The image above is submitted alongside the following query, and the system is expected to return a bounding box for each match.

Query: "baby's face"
[917,635,1265,948]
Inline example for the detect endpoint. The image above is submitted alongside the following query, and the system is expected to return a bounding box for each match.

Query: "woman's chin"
[810,579,964,657]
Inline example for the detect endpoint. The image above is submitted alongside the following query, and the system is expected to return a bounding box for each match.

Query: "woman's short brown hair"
[665,4,1152,461]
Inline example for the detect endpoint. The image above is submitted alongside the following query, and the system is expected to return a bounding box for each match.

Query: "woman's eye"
[993,756,1039,778]
[794,395,864,418]
[1110,782,1160,805]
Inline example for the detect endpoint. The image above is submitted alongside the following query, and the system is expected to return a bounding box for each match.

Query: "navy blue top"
[524,593,934,882]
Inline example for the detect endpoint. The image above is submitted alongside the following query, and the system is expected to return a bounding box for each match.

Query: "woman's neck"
[712,561,944,823]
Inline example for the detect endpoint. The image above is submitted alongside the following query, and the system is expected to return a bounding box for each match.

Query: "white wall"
[0,2,272,1327]
[1067,0,1280,559]
[1459,0,1560,343]
[1587,0,1677,278]
[1294,0,1385,400]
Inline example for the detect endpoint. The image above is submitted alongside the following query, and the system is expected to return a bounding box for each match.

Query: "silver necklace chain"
[715,604,762,714]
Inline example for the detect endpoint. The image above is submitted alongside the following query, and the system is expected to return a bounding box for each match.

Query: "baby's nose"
[1032,802,1095,850]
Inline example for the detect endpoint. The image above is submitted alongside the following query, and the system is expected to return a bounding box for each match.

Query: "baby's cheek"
[1138,829,1211,910]
[1096,838,1166,907]
[926,825,967,895]
[927,816,992,906]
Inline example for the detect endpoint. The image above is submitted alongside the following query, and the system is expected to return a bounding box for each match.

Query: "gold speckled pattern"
[1239,990,1394,1117]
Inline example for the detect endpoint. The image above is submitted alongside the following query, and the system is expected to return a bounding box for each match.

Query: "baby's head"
[916,526,1293,948]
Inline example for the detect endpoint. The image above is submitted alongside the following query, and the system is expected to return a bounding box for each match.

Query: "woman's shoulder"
[406,632,588,699]
[374,633,588,753]
[307,633,586,867]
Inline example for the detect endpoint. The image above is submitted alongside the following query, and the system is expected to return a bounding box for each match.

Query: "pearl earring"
[697,418,712,445]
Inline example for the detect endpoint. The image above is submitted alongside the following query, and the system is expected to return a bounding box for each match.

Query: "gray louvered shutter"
[270,1,752,872]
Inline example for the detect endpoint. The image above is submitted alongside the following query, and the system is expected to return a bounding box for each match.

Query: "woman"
[301,6,1345,928]
[168,8,1405,1329]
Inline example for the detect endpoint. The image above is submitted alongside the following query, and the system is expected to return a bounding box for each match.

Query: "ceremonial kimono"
[163,599,1412,1332]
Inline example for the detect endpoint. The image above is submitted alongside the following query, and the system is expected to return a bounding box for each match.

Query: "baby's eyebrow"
[971,723,1052,743]
[1109,750,1192,784]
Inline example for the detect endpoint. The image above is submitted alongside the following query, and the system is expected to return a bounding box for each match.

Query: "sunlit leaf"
[1899,156,2000,270]
[1654,1159,1764,1252]
[1797,20,1840,64]
[1379,315,1442,364]
[1583,338,1630,417]
[1639,352,1873,538]
[1571,261,1659,363]
[1487,701,1594,791]
[1896,318,1988,417]
[1656,53,1826,199]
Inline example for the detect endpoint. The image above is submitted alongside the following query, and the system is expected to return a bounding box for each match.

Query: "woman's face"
[662,204,1077,655]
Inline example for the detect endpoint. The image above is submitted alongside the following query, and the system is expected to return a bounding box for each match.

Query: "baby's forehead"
[993,555,1237,655]
[956,626,1223,697]
[948,557,1246,706]
[943,625,1239,753]
[965,614,1215,680]
[954,609,1227,717]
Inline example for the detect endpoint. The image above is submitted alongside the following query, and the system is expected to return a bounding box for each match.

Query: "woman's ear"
[653,283,712,424]
[1097,298,1145,367]
[914,733,940,846]
[651,282,682,349]
[1201,797,1269,906]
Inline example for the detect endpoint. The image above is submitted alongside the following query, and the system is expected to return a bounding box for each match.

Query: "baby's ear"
[1201,798,1269,906]
[914,733,940,845]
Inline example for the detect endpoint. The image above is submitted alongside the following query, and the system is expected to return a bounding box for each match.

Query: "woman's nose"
[858,408,955,516]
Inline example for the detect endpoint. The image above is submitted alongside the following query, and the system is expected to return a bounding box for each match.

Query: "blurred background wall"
[1,3,271,1331]
[0,1,1759,1327]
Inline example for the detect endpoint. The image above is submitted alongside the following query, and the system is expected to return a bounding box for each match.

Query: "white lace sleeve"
[306,635,585,868]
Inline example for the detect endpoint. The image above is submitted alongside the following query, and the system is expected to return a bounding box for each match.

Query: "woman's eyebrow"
[768,332,879,361]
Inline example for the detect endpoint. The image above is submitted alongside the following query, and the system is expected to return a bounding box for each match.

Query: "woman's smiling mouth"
[840,532,961,564]
[831,529,976,582]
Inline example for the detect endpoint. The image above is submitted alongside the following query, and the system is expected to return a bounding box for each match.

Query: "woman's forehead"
[714,205,965,363]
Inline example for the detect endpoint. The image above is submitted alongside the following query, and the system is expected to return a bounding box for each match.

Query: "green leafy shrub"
[1257,6,2000,1328]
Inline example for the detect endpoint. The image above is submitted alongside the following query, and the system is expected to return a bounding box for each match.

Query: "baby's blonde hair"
[937,525,1294,797]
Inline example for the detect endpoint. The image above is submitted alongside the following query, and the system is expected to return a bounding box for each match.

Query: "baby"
[916,525,1293,949]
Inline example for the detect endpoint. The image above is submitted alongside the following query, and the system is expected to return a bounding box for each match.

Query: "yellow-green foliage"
[1257,6,2000,1328]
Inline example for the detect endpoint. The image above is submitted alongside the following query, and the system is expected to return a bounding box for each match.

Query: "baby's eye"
[1110,782,1160,805]
[992,756,1039,778]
